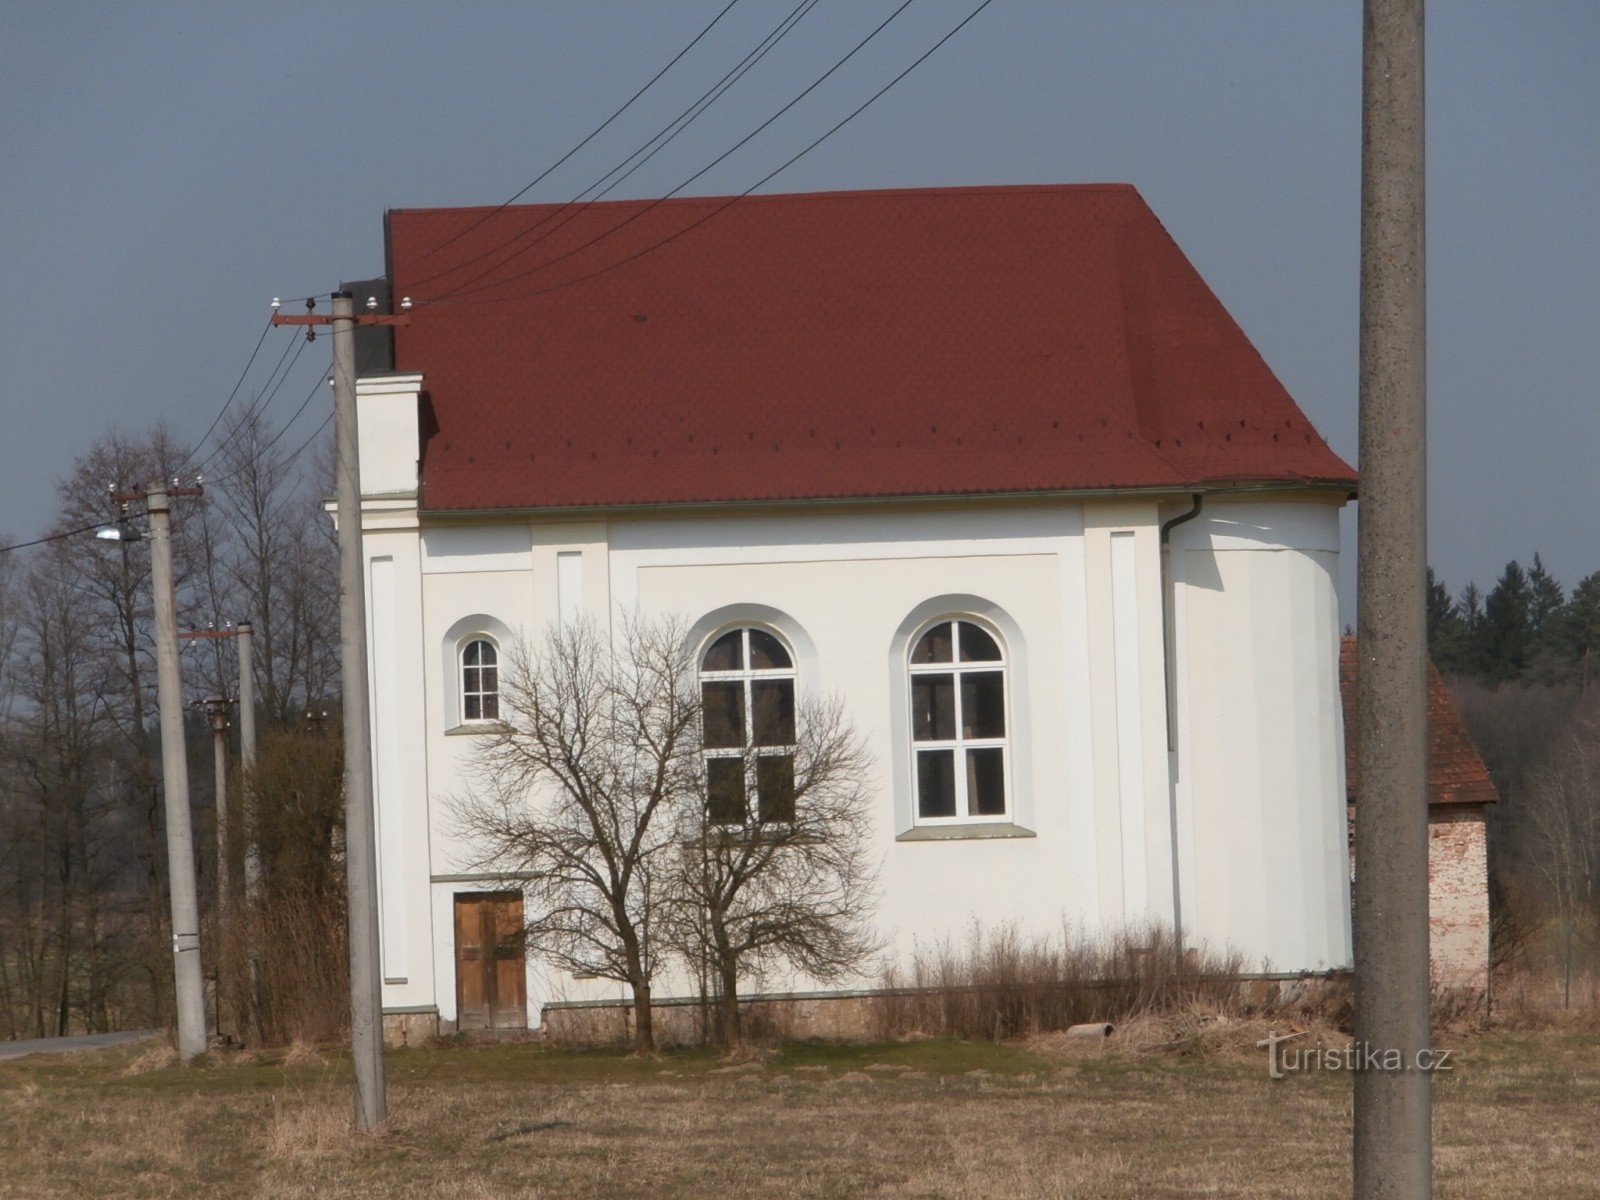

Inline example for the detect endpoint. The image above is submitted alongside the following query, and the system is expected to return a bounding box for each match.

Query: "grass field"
[0,1027,1594,1198]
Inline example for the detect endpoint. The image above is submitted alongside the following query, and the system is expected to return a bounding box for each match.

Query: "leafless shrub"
[873,922,1248,1041]
[220,884,348,1046]
[218,726,346,1046]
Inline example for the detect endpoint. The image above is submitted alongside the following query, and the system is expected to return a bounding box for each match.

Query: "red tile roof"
[1339,638,1500,808]
[385,184,1356,512]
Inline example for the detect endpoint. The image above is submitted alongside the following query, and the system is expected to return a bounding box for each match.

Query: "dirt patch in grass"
[0,1032,1594,1198]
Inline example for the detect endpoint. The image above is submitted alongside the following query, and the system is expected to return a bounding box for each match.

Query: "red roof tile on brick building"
[385,184,1356,513]
[1339,637,1500,808]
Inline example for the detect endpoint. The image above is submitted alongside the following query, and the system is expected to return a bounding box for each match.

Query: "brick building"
[1340,638,1497,992]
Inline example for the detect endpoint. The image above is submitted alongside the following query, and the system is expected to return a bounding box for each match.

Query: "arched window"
[699,626,796,824]
[909,619,1009,822]
[460,638,500,722]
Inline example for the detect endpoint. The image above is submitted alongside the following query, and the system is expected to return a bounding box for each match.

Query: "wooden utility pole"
[1354,0,1431,1195]
[145,484,210,1060]
[271,290,406,1130]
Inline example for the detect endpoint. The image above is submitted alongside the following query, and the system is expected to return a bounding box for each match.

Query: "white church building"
[347,184,1358,1038]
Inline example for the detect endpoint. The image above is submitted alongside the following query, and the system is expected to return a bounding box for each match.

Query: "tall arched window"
[699,626,796,824]
[909,619,1009,822]
[460,638,500,722]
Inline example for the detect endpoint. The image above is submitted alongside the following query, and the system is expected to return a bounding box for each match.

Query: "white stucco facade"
[349,374,1354,1031]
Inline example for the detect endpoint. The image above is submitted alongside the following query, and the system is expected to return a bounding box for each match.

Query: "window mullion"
[952,664,969,818]
[744,674,757,813]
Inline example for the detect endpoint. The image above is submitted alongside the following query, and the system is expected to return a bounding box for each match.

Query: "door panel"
[454,895,489,1031]
[491,894,527,1029]
[455,892,527,1032]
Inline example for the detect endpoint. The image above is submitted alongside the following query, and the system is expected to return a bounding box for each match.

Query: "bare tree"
[210,405,339,727]
[2,542,142,1036]
[451,619,700,1053]
[671,694,879,1044]
[1524,699,1600,923]
[0,412,341,1043]
[51,428,196,1019]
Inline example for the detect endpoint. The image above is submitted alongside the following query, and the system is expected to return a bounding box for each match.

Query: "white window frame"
[458,635,501,724]
[907,616,1012,826]
[698,624,798,824]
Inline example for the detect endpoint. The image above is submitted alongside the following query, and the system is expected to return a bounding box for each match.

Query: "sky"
[2,2,1596,616]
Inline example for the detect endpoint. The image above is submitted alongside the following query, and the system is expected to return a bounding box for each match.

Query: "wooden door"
[454,892,527,1031]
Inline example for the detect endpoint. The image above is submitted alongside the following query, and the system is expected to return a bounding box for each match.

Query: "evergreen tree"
[1527,553,1565,644]
[1427,567,1469,673]
[1456,582,1490,677]
[1561,570,1600,686]
[1483,560,1535,681]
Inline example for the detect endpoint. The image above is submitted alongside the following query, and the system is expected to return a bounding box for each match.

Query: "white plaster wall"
[413,520,618,1023]
[356,375,422,498]
[1170,499,1353,972]
[360,512,434,1013]
[614,512,1077,985]
[364,492,1352,1025]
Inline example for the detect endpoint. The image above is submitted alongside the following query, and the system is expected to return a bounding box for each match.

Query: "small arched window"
[909,619,1008,822]
[699,627,796,824]
[460,638,500,722]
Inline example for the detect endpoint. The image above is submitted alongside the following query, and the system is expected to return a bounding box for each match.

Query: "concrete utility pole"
[148,485,209,1061]
[209,700,231,910]
[237,622,259,903]
[332,290,387,1130]
[1354,0,1431,1196]
[269,289,406,1128]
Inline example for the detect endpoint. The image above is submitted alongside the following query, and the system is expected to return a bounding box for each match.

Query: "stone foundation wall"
[382,1009,440,1048]
[541,992,881,1047]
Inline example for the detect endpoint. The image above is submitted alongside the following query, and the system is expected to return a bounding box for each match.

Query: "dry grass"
[0,1027,1595,1199]
[874,922,1277,1042]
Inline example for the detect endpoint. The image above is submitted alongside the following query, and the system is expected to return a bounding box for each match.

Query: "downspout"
[1160,495,1203,967]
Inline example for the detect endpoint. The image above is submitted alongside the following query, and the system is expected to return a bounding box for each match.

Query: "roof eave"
[417,477,1357,522]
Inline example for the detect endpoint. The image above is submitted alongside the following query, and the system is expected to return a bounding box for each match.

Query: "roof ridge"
[386,181,1142,220]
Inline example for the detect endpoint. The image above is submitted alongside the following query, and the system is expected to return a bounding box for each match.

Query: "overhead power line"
[276,0,744,311]
[265,411,335,481]
[205,336,387,489]
[191,331,314,479]
[0,523,108,555]
[400,0,744,280]
[176,319,280,472]
[429,0,998,310]
[205,372,327,486]
[402,0,819,299]
[426,0,918,305]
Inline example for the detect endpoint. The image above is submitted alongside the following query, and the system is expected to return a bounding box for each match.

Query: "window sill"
[443,722,505,737]
[896,822,1035,843]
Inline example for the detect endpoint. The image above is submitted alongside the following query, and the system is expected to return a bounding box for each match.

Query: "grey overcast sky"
[2,2,1596,614]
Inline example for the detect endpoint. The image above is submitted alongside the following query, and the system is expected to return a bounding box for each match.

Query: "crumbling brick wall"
[1428,807,1490,991]
[1347,804,1491,993]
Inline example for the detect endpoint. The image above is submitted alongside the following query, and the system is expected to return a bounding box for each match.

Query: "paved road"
[0,1030,162,1062]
